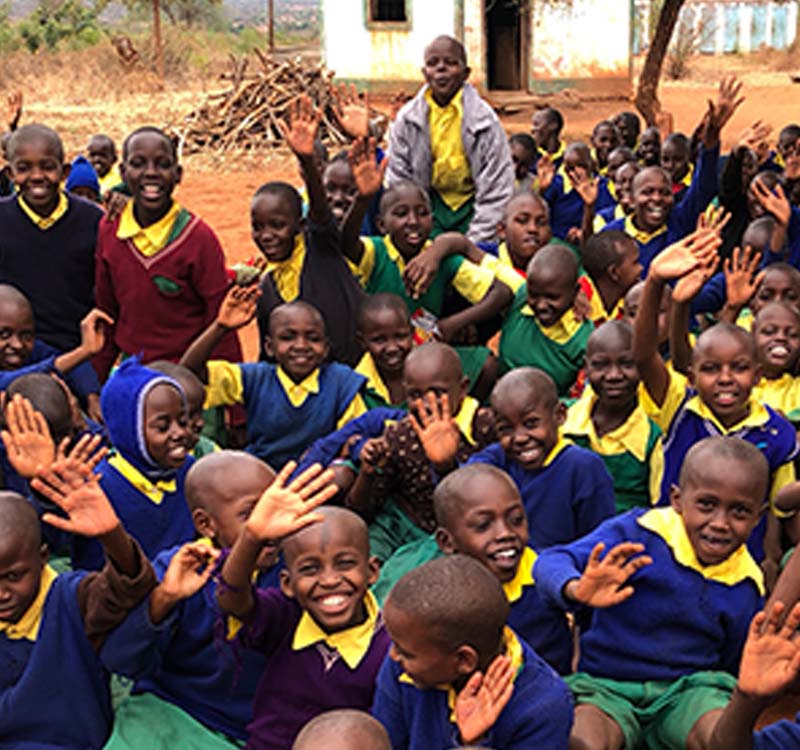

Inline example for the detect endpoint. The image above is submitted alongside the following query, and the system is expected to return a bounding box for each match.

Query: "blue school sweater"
[101,545,280,741]
[372,630,573,750]
[467,439,616,549]
[72,456,195,570]
[753,714,800,749]
[543,173,616,241]
[534,507,764,682]
[1,573,111,750]
[603,145,720,273]
[29,338,100,399]
[0,194,101,351]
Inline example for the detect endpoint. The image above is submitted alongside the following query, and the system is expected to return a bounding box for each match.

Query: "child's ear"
[264,336,275,359]
[279,569,295,599]
[687,364,696,388]
[435,527,456,555]
[463,65,472,82]
[458,375,469,403]
[454,644,479,676]
[192,507,216,540]
[376,214,386,235]
[496,220,507,241]
[669,484,683,513]
[554,401,567,427]
[366,555,380,587]
[607,262,621,284]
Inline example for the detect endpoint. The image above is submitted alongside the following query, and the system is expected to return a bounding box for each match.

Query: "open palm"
[739,603,800,698]
[570,542,652,608]
[455,655,515,745]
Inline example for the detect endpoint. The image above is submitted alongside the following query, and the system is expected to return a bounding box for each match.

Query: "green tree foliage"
[17,0,106,52]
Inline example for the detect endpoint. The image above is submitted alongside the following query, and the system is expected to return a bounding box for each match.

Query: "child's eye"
[298,563,319,575]
[509,513,525,527]
[523,419,539,429]
[335,557,357,570]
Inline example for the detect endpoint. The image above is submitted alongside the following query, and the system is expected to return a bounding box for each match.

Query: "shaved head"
[693,322,757,363]
[586,320,634,357]
[185,450,275,512]
[293,710,390,750]
[0,492,40,554]
[404,341,463,383]
[424,34,467,66]
[526,243,579,287]
[434,463,520,529]
[491,366,559,413]
[269,301,326,337]
[281,506,369,565]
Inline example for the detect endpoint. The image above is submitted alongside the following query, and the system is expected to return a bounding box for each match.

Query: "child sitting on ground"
[181,286,367,469]
[374,554,573,749]
[498,243,594,396]
[93,126,243,382]
[346,342,495,562]
[102,451,280,750]
[386,34,514,242]
[87,133,122,197]
[373,462,573,674]
[71,357,196,570]
[508,133,537,193]
[293,710,391,750]
[218,464,389,750]
[0,440,157,750]
[564,321,664,513]
[534,436,768,750]
[581,231,643,324]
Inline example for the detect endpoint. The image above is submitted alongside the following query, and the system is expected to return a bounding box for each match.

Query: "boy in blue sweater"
[1,439,157,750]
[534,436,769,750]
[102,450,281,750]
[374,554,573,749]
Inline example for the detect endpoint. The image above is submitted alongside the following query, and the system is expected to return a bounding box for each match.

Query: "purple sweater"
[232,588,391,750]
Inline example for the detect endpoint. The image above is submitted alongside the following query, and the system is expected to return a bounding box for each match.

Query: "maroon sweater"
[93,210,242,380]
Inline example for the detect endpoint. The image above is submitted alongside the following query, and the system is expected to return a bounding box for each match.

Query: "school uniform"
[372,627,573,750]
[204,360,366,469]
[94,201,242,380]
[564,386,664,513]
[499,284,593,396]
[226,589,390,750]
[542,171,616,241]
[0,542,155,750]
[28,338,100,401]
[467,435,616,549]
[535,507,763,750]
[582,274,626,325]
[530,141,567,174]
[602,144,720,273]
[0,192,101,351]
[98,164,123,196]
[753,715,800,749]
[355,351,407,411]
[593,203,627,232]
[752,373,800,422]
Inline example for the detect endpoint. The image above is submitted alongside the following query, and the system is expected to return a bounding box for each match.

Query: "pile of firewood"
[173,51,362,154]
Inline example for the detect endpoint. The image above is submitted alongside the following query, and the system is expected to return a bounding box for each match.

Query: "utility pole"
[268,0,274,54]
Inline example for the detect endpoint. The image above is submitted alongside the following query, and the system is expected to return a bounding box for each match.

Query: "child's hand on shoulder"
[348,136,386,199]
[79,309,114,356]
[104,191,130,222]
[649,228,721,283]
[723,245,764,310]
[1,394,56,479]
[159,541,220,603]
[565,541,652,608]
[279,95,321,159]
[359,436,389,475]
[217,284,261,330]
[455,654,515,746]
[409,392,461,471]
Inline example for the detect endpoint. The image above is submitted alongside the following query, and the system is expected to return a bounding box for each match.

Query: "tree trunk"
[267,0,274,54]
[635,0,687,126]
[153,0,164,81]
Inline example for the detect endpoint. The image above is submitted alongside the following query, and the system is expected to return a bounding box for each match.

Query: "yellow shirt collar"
[383,234,432,277]
[117,200,182,257]
[19,191,69,230]
[538,141,566,163]
[425,86,464,116]
[677,163,694,188]
[543,432,572,467]
[355,352,391,405]
[265,233,306,302]
[684,395,770,435]
[520,304,584,345]
[637,507,765,594]
[276,366,320,408]
[0,564,57,641]
[454,396,480,446]
[564,387,651,462]
[583,275,624,323]
[624,214,668,245]
[502,547,538,604]
[292,590,380,669]
[398,626,524,720]
[108,452,177,505]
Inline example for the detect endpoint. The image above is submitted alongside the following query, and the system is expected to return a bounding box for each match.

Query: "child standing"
[87,133,122,196]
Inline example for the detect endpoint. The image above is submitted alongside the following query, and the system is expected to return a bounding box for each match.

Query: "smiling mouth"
[489,547,521,570]
[513,444,543,465]
[713,392,739,407]
[140,184,164,201]
[315,592,353,616]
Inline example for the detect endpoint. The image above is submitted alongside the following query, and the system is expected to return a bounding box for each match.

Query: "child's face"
[689,331,760,428]
[614,115,638,148]
[510,142,534,180]
[0,299,34,370]
[144,384,190,469]
[265,307,329,382]
[661,140,689,183]
[358,307,413,378]
[179,378,206,452]
[251,192,302,263]
[323,160,357,228]
[752,270,800,315]
[403,355,466,416]
[613,239,644,292]
[0,537,46,624]
[438,475,529,583]
[671,454,763,566]
[637,129,661,166]
[563,149,591,175]
[753,305,800,376]
[422,38,468,105]
[280,517,378,633]
[585,339,640,407]
[778,131,800,159]
[633,169,673,232]
[70,185,100,203]
[10,137,64,214]
[380,186,433,259]
[493,390,565,470]
[592,124,619,166]
[384,601,464,688]
[122,133,181,219]
[87,138,115,178]
[746,174,775,219]
[614,163,638,214]
[526,267,576,328]
[531,111,557,148]
[624,282,671,343]
[606,149,631,177]
[501,196,551,270]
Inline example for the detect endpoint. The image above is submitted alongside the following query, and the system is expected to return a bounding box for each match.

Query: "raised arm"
[718,245,764,324]
[54,309,114,375]
[341,136,385,265]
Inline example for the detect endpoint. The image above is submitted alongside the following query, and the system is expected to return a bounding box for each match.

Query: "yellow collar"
[637,507,764,594]
[265,233,306,302]
[292,590,380,670]
[276,366,320,408]
[684,395,770,435]
[0,564,57,641]
[19,191,69,230]
[564,387,651,462]
[355,352,391,405]
[624,214,668,245]
[117,200,182,257]
[454,396,480,446]
[583,275,624,323]
[520,304,584,345]
[502,547,538,603]
[425,86,464,116]
[399,626,524,721]
[108,453,177,505]
[497,242,526,276]
[676,163,693,188]
[538,140,566,163]
[383,234,432,276]
[543,433,572,467]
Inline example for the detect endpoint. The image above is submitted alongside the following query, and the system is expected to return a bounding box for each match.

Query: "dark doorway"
[486,0,527,90]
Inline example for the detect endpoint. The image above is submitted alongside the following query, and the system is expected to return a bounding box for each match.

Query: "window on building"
[370,0,407,23]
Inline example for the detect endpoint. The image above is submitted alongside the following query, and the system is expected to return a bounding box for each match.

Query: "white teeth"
[494,550,517,560]
[771,345,789,357]
[321,595,347,607]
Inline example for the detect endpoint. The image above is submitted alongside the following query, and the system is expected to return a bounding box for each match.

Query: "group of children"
[3,30,800,750]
